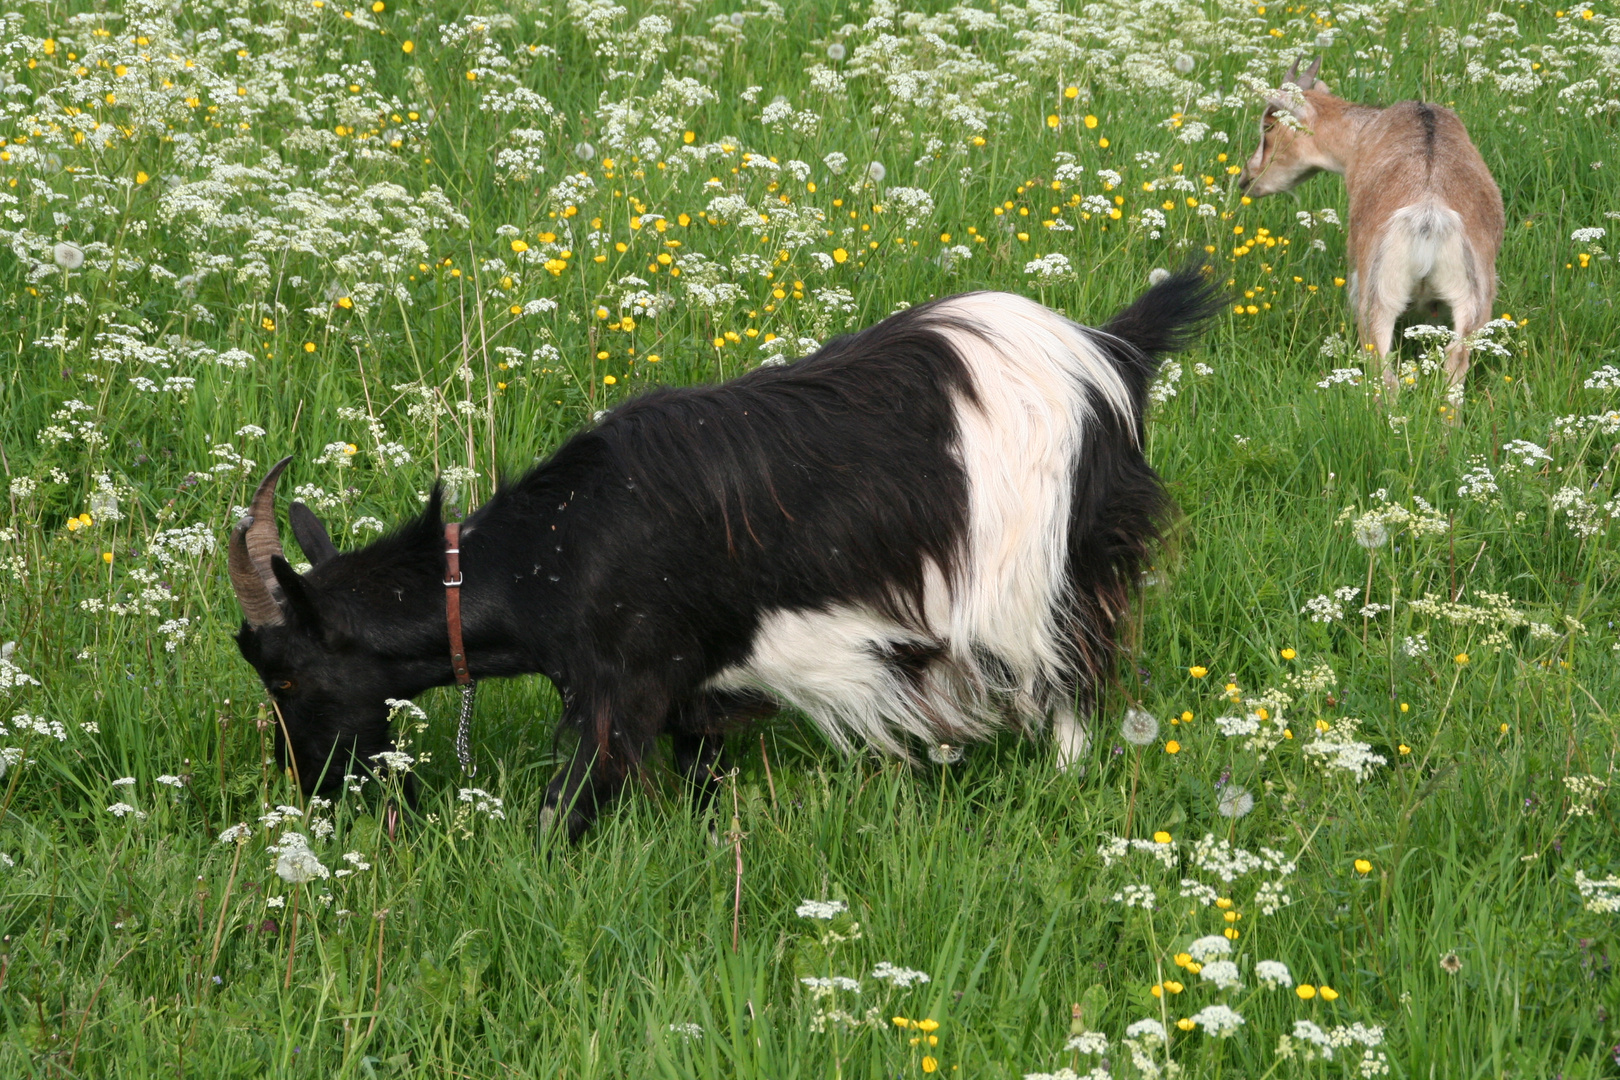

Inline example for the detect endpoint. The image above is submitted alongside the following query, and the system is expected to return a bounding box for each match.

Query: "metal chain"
[456,680,478,776]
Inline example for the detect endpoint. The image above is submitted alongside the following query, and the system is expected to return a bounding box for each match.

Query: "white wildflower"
[1186,934,1232,962]
[1255,959,1293,988]
[871,962,930,987]
[796,899,848,920]
[1191,1004,1245,1037]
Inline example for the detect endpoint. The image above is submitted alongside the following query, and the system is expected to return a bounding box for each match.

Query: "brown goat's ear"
[289,501,339,567]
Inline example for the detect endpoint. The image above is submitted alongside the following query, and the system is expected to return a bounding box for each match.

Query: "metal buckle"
[443,572,464,587]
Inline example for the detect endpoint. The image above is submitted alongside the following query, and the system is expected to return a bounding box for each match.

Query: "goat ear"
[289,501,339,567]
[270,556,323,633]
[423,484,444,528]
[270,556,357,645]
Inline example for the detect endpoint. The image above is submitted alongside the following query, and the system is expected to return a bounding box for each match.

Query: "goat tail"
[1097,262,1227,391]
[1368,202,1469,315]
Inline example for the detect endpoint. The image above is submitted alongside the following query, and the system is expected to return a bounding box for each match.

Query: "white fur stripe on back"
[706,292,1128,755]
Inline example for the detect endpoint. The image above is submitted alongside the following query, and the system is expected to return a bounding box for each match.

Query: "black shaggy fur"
[235,268,1222,838]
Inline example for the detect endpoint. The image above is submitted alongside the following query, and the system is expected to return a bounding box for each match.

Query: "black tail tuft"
[1102,262,1227,361]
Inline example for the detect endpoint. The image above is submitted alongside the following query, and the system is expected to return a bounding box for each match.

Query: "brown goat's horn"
[228,456,293,627]
[1282,59,1300,86]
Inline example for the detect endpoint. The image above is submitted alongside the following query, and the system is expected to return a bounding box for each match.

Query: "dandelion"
[826,43,846,61]
[864,161,887,185]
[1121,708,1159,746]
[1352,519,1389,549]
[1148,267,1171,285]
[1439,952,1462,974]
[1217,785,1254,818]
[53,243,85,270]
[574,142,596,161]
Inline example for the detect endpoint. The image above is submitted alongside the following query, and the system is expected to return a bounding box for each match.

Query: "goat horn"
[1283,59,1300,86]
[228,456,293,627]
[1301,56,1322,87]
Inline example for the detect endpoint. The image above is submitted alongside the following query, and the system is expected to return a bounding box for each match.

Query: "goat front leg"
[541,690,664,841]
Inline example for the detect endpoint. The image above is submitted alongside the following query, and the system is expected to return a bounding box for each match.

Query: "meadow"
[0,0,1618,1074]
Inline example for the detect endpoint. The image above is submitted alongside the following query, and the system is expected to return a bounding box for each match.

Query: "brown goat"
[1239,58,1505,393]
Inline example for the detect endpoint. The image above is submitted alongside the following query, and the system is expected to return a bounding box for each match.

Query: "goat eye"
[275,678,295,692]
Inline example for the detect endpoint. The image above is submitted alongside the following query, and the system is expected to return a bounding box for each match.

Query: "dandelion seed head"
[1353,518,1389,549]
[1217,785,1254,818]
[1121,708,1159,746]
[53,242,85,270]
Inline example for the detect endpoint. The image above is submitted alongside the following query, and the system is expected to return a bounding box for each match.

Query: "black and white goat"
[230,268,1220,838]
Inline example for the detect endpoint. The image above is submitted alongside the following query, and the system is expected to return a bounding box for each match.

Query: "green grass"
[1,0,1618,1075]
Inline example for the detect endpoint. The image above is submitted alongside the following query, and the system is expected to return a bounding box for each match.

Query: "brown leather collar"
[444,523,471,685]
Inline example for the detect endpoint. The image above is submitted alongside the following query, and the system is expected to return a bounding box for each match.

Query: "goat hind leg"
[1359,298,1401,395]
[670,689,776,814]
[541,695,663,841]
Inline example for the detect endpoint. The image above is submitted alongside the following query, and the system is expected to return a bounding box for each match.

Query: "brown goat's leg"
[1361,299,1401,394]
[1443,294,1489,391]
